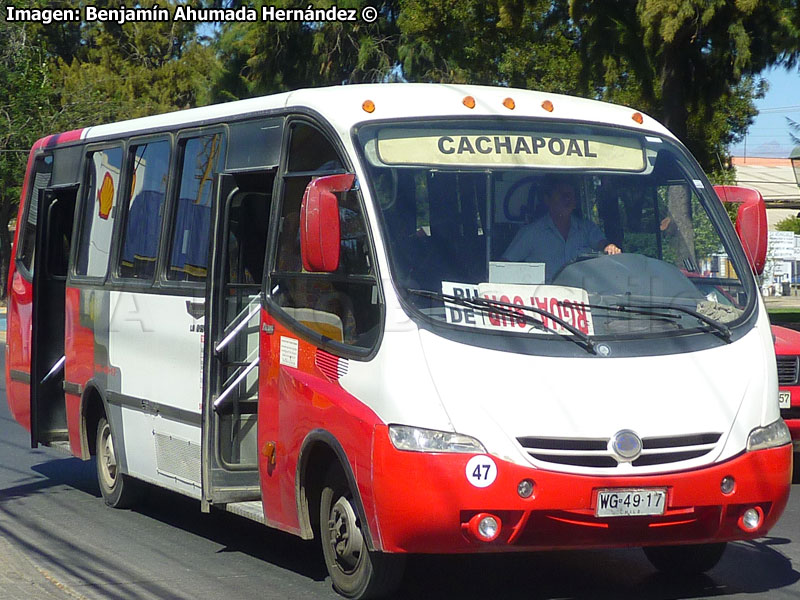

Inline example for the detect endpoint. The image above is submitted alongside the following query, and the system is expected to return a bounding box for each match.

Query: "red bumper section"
[787,419,800,441]
[371,426,792,554]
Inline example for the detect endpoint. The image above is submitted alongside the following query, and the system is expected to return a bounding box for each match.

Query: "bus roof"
[68,83,674,144]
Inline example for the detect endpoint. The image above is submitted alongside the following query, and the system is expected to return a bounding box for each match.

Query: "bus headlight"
[746,419,791,452]
[388,425,486,453]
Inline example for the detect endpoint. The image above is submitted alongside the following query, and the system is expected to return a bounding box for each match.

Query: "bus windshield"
[357,119,753,343]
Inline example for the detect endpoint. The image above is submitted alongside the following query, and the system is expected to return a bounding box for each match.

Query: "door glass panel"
[18,155,53,275]
[77,147,122,277]
[168,133,224,281]
[119,140,170,280]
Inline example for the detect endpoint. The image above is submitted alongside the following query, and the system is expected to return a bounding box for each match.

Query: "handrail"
[41,355,66,384]
[213,357,260,412]
[215,297,261,355]
[220,347,259,390]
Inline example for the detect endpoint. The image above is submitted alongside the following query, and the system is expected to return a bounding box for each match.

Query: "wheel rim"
[327,495,364,574]
[98,423,117,490]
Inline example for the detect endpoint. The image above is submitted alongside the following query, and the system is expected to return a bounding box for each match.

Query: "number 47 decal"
[465,455,498,488]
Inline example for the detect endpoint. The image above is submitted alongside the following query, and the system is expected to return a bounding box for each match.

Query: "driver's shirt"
[502,214,606,282]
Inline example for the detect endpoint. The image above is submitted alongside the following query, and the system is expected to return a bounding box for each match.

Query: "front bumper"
[371,426,792,553]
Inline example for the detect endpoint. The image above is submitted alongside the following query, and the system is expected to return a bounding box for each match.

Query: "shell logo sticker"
[98,172,114,219]
[465,455,497,488]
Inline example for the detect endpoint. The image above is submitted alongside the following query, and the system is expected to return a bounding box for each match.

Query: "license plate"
[596,488,666,517]
[780,391,792,409]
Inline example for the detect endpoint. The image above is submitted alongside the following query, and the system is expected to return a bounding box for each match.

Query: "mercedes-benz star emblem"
[611,429,642,461]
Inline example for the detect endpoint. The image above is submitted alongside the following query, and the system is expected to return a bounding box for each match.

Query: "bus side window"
[271,122,380,351]
[222,170,274,287]
[167,133,225,282]
[17,155,54,277]
[76,146,123,278]
[46,190,77,278]
[118,140,170,280]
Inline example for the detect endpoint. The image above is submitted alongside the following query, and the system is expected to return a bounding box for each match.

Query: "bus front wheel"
[319,467,404,599]
[96,417,140,508]
[643,542,727,574]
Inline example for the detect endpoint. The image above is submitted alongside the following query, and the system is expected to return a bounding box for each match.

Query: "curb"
[0,536,86,599]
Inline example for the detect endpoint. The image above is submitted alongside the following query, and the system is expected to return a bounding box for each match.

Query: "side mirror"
[300,173,355,272]
[714,185,767,275]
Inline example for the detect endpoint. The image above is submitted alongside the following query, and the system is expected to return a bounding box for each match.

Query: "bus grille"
[777,356,799,386]
[517,433,721,469]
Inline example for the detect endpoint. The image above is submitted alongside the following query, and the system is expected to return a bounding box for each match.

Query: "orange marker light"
[463,96,476,109]
[503,97,516,110]
[362,99,376,113]
[541,100,554,112]
[632,112,644,124]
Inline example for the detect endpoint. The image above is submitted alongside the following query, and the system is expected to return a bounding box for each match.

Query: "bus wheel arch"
[80,382,108,461]
[296,431,405,598]
[80,384,140,508]
[296,431,374,545]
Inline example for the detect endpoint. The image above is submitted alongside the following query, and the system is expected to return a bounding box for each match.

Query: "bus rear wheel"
[319,467,404,599]
[643,542,727,574]
[96,417,140,508]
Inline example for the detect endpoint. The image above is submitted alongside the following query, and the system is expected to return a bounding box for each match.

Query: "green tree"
[776,215,800,234]
[789,116,800,145]
[570,0,799,265]
[569,0,799,172]
[397,0,584,92]
[0,19,59,297]
[215,0,400,99]
[0,1,221,295]
[53,0,220,126]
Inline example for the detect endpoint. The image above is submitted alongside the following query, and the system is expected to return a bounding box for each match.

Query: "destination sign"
[376,129,645,171]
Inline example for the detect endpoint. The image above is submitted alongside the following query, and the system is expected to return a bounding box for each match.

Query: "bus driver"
[502,176,621,281]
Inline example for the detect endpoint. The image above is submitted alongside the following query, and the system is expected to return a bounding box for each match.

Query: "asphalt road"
[2,352,800,599]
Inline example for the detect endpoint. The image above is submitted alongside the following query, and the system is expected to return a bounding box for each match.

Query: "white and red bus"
[6,84,791,599]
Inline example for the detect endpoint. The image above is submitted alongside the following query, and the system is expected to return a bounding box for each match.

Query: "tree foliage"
[570,0,799,170]
[776,216,800,234]
[0,17,60,296]
[397,0,583,93]
[215,0,400,99]
[789,116,800,145]
[52,0,220,125]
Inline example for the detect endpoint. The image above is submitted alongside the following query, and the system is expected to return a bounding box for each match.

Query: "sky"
[730,65,800,158]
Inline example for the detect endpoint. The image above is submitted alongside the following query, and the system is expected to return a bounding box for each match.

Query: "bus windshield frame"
[354,117,758,355]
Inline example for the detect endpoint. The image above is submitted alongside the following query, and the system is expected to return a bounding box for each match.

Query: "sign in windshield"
[442,282,595,335]
[376,129,645,171]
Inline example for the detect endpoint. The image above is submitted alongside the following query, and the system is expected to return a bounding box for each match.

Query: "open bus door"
[30,184,78,448]
[202,171,273,510]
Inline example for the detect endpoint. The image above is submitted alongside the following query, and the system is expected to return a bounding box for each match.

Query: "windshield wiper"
[608,301,732,343]
[407,288,597,354]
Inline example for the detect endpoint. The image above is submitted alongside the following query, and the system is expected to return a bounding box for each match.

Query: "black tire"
[643,542,727,574]
[95,416,140,508]
[319,466,405,599]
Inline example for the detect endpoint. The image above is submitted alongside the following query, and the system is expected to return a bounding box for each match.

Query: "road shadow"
[27,457,328,582]
[31,456,101,496]
[390,538,799,600]
[13,456,800,600]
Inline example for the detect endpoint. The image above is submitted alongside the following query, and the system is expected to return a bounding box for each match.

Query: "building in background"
[733,156,800,293]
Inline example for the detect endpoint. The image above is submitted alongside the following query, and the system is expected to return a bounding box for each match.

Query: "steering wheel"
[502,175,541,222]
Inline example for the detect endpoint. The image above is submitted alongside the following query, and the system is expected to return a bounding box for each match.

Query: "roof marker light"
[463,96,476,109]
[541,100,554,113]
[362,100,375,113]
[632,112,644,124]
[503,97,516,110]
